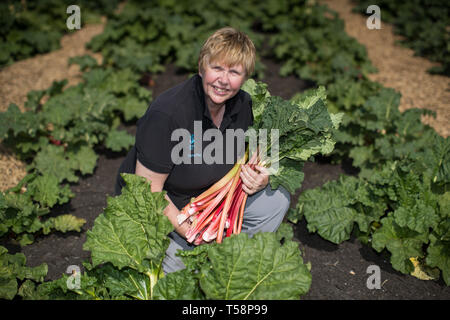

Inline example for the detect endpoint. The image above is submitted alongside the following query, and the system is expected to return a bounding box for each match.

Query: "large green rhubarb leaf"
[100,263,162,300]
[83,174,173,273]
[372,216,429,274]
[293,175,385,244]
[197,232,311,300]
[153,269,204,300]
[269,158,304,194]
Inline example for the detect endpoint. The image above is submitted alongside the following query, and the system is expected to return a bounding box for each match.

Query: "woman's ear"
[198,63,203,77]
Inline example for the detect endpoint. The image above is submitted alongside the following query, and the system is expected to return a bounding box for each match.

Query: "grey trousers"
[162,184,291,274]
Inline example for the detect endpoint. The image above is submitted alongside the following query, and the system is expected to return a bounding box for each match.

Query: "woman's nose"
[218,71,229,85]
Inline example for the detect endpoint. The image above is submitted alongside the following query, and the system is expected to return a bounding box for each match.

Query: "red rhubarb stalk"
[216,165,243,244]
[226,188,245,238]
[191,161,241,203]
[185,181,232,242]
[187,199,225,242]
[236,193,248,234]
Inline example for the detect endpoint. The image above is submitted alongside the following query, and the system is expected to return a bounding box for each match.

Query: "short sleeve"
[135,110,175,173]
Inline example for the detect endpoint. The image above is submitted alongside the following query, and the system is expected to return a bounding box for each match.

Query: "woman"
[115,27,290,273]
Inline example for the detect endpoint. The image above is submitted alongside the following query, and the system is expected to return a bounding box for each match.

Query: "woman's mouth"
[212,85,229,96]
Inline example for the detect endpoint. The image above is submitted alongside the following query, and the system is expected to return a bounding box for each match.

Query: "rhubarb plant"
[288,134,450,284]
[30,174,311,300]
[0,173,85,246]
[0,63,149,184]
[0,62,149,245]
[0,246,48,300]
[176,229,311,300]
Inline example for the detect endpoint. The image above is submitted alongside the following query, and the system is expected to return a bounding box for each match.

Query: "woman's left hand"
[240,164,270,195]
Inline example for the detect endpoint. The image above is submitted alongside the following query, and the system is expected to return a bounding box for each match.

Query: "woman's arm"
[135,159,191,238]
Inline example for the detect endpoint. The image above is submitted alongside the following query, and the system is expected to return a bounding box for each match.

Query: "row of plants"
[288,136,449,283]
[0,57,151,245]
[275,2,450,285]
[288,82,450,283]
[85,0,268,77]
[0,56,150,269]
[0,58,153,298]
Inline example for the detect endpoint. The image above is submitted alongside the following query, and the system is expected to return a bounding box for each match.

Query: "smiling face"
[199,60,246,110]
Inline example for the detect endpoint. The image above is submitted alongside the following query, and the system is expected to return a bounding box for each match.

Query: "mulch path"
[321,0,449,138]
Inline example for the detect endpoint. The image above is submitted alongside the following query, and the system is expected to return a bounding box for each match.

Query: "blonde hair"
[198,27,256,78]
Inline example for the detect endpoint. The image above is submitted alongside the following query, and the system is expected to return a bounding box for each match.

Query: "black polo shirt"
[122,74,253,211]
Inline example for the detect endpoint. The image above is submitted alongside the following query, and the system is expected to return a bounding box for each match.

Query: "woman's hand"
[240,164,270,195]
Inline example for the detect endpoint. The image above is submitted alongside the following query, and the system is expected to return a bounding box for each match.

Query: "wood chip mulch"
[321,0,449,138]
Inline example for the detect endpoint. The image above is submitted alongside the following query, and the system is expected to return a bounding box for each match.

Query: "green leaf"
[105,129,135,153]
[83,174,173,272]
[26,174,74,208]
[17,234,34,246]
[372,216,429,274]
[0,103,40,138]
[35,272,104,300]
[1,189,49,236]
[68,55,98,71]
[417,134,450,186]
[0,246,48,300]
[199,233,311,300]
[68,145,98,176]
[426,235,450,286]
[294,175,384,243]
[241,79,271,128]
[101,263,160,300]
[245,83,338,195]
[0,277,17,300]
[275,222,295,243]
[32,145,79,183]
[102,68,140,95]
[115,97,149,122]
[42,214,86,235]
[153,269,204,300]
[393,203,440,234]
[306,206,358,244]
[269,159,304,194]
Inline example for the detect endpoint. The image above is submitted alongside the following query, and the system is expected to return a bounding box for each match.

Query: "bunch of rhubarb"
[179,150,263,245]
[178,80,342,245]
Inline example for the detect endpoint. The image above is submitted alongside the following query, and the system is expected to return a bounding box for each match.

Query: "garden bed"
[2,59,449,299]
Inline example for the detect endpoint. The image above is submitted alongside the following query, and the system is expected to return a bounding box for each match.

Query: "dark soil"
[3,58,450,300]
